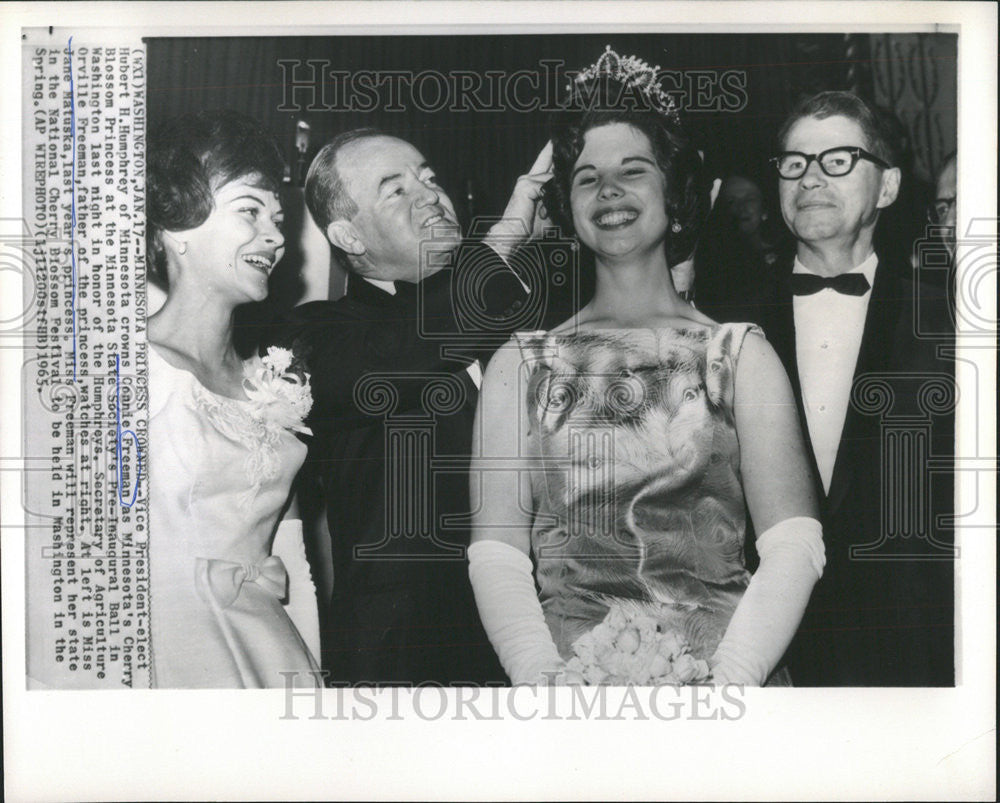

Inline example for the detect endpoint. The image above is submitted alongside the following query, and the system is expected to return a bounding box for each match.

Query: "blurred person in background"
[920,152,957,306]
[695,172,788,328]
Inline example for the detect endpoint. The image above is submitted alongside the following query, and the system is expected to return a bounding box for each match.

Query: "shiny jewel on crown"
[566,44,680,120]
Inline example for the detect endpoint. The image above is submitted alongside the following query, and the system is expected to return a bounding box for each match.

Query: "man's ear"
[876,166,901,209]
[326,220,366,256]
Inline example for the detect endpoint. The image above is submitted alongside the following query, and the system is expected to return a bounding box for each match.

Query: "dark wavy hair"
[146,110,285,287]
[543,77,709,268]
[777,90,898,166]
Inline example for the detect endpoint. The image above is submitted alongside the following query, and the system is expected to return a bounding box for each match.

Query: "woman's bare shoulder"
[679,304,719,328]
[147,338,194,374]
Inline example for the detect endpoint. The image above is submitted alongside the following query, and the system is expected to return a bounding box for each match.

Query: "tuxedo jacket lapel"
[825,254,901,515]
[770,266,804,401]
[349,276,480,406]
[456,358,481,412]
[768,263,824,494]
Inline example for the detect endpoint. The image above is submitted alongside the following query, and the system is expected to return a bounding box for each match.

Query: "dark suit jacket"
[269,242,539,685]
[762,249,955,686]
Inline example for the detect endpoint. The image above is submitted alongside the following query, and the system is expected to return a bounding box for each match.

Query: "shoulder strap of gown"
[705,322,765,413]
[148,344,188,419]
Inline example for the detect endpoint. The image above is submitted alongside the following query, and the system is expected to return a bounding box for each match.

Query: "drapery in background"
[870,33,957,181]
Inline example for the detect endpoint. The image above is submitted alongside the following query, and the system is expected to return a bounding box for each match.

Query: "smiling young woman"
[145,110,321,688]
[468,53,825,688]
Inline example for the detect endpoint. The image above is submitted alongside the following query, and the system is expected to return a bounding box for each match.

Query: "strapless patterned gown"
[515,322,772,672]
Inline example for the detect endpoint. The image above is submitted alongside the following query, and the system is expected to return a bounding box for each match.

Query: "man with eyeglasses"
[930,151,957,259]
[763,91,954,687]
[914,151,959,306]
[930,153,957,227]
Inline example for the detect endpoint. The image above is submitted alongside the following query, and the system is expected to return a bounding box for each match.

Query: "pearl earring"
[178,241,188,255]
[670,221,683,234]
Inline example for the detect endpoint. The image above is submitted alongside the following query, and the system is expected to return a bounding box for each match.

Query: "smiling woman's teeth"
[242,254,272,272]
[596,210,638,227]
[423,214,443,228]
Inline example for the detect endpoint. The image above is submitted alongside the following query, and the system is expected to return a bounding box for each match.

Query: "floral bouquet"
[563,601,712,686]
[242,346,313,435]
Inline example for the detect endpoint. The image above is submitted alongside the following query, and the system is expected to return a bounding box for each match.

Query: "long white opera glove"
[468,539,565,685]
[271,519,322,665]
[710,516,825,686]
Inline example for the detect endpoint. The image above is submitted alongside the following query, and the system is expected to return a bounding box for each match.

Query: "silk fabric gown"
[515,322,787,681]
[149,347,320,688]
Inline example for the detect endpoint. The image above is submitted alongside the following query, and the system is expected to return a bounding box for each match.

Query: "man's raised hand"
[484,140,554,259]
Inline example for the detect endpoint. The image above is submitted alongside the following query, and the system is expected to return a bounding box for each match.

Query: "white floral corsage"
[242,346,313,435]
[564,601,712,686]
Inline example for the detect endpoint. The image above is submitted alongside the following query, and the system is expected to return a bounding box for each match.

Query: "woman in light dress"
[469,54,825,686]
[146,110,320,688]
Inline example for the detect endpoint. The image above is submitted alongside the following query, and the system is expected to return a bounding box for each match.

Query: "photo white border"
[2,2,995,800]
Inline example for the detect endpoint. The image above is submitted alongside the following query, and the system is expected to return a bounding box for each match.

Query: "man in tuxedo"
[765,92,954,686]
[270,129,557,684]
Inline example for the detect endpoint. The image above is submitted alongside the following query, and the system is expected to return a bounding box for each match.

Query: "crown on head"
[566,45,680,122]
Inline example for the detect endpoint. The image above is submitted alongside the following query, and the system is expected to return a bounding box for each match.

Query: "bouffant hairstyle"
[146,110,285,287]
[544,77,709,268]
[777,90,898,167]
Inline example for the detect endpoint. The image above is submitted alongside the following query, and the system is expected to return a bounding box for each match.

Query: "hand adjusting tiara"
[567,45,681,122]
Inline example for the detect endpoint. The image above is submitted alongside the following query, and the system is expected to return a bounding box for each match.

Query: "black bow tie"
[791,272,871,296]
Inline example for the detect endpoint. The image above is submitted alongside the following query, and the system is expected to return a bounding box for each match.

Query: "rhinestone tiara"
[566,45,680,122]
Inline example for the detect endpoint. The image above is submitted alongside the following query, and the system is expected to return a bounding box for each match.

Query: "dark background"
[146,32,957,308]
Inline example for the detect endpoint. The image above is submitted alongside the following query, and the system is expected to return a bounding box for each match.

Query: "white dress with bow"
[148,347,320,688]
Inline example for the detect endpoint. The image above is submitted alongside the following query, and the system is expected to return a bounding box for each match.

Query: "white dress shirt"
[793,252,879,493]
